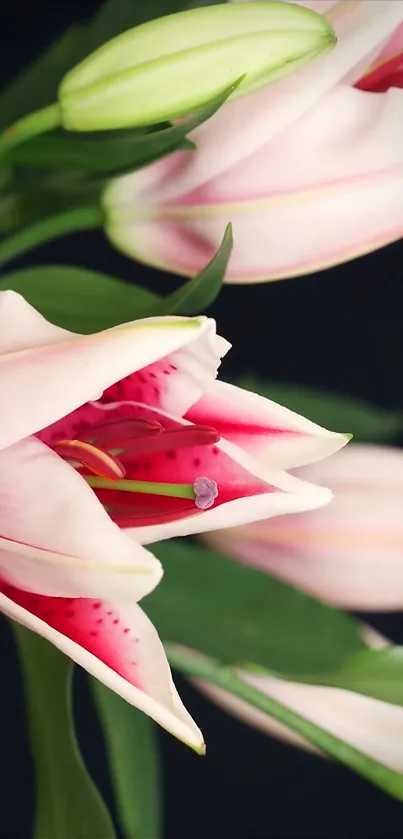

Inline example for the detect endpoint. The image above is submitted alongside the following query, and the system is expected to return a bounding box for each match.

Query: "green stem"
[0,206,104,267]
[12,624,115,838]
[0,103,61,156]
[166,645,403,802]
[86,475,196,500]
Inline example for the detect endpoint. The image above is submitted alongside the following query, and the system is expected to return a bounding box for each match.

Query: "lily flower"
[104,0,403,282]
[0,291,347,746]
[205,444,403,611]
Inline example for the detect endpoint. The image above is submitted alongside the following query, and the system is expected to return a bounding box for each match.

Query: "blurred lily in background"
[205,444,403,611]
[197,628,403,772]
[105,0,403,283]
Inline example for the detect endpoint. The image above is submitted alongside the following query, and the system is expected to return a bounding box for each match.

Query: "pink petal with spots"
[0,586,203,750]
[86,403,334,543]
[185,380,348,470]
[0,437,161,601]
[0,290,225,449]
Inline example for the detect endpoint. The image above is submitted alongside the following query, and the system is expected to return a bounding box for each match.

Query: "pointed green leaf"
[237,379,403,442]
[0,265,159,332]
[167,645,403,802]
[11,81,241,176]
[91,680,161,839]
[141,224,232,317]
[294,646,403,707]
[144,542,365,674]
[12,625,116,839]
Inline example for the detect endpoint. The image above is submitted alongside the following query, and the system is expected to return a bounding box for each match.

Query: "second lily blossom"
[206,444,403,611]
[0,291,347,749]
[105,0,403,282]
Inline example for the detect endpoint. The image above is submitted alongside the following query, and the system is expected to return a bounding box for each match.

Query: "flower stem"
[0,206,104,267]
[85,475,196,500]
[0,103,61,157]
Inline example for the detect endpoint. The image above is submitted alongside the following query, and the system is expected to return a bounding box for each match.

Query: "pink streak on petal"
[1,579,143,688]
[185,393,299,452]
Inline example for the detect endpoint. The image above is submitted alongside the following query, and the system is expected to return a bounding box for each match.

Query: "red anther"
[119,424,220,461]
[81,418,164,448]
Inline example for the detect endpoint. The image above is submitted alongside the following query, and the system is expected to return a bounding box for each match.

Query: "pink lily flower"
[196,628,403,772]
[0,291,347,746]
[205,444,403,611]
[104,0,403,283]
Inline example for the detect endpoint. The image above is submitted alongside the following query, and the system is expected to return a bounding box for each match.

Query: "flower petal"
[0,291,223,448]
[199,667,403,773]
[135,0,403,198]
[112,168,403,283]
[100,333,230,417]
[99,402,334,543]
[185,380,348,469]
[356,22,403,91]
[0,589,203,750]
[0,437,161,601]
[206,445,403,610]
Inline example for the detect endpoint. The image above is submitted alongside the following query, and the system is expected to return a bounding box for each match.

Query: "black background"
[1,2,403,837]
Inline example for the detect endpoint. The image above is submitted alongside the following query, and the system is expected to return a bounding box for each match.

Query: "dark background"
[1,2,403,837]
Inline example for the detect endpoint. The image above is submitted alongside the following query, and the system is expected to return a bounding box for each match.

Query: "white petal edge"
[186,380,348,470]
[0,437,162,601]
[0,291,225,449]
[197,667,403,773]
[1,595,204,751]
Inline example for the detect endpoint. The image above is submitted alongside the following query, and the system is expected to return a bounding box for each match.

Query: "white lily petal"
[0,291,221,449]
[199,667,403,773]
[0,437,161,601]
[0,593,203,750]
[206,445,403,610]
[185,380,348,469]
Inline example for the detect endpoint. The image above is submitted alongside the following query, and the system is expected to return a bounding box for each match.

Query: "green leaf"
[237,378,403,442]
[167,645,403,802]
[0,27,86,132]
[144,542,365,675]
[12,625,116,839]
[10,81,240,176]
[0,207,104,268]
[0,264,159,332]
[296,646,403,707]
[142,224,232,317]
[91,680,161,839]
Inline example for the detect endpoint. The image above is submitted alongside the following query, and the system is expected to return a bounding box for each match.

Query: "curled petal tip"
[193,740,207,755]
[343,433,354,442]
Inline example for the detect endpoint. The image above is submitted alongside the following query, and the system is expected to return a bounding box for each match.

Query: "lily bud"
[58,2,336,131]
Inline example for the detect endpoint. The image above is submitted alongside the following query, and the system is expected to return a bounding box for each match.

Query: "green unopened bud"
[59,2,336,132]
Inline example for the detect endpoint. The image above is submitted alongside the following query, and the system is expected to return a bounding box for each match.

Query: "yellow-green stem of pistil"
[85,475,196,500]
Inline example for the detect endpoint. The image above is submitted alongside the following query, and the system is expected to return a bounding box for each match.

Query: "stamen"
[118,425,220,461]
[53,439,126,480]
[193,476,218,509]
